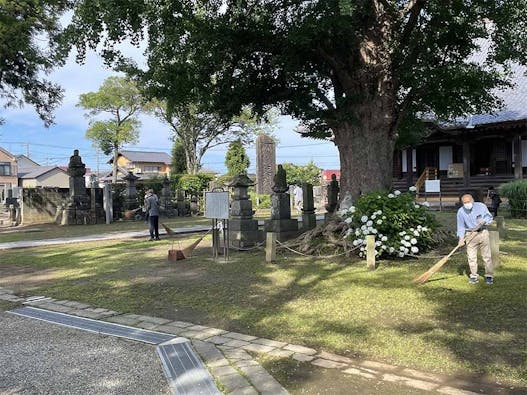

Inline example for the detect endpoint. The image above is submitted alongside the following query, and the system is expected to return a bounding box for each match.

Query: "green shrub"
[172,173,213,196]
[340,190,438,258]
[500,180,527,218]
[250,193,271,209]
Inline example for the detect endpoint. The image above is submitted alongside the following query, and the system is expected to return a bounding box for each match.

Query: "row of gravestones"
[227,165,339,248]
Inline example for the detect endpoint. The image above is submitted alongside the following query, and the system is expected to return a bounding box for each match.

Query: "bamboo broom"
[162,223,212,260]
[413,223,483,284]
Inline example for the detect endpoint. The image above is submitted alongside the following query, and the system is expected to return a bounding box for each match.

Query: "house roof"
[18,166,67,179]
[437,40,527,130]
[0,146,16,160]
[15,155,40,166]
[110,150,172,165]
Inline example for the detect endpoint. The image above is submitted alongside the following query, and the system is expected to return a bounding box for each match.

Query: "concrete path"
[0,225,210,250]
[0,312,170,395]
[1,287,516,395]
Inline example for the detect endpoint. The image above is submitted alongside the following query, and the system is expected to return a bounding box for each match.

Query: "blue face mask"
[463,202,473,210]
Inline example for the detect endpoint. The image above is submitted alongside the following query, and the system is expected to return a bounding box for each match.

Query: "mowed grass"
[0,213,525,387]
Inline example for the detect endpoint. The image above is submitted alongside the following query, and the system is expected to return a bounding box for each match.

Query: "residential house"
[0,147,18,202]
[105,150,172,181]
[18,166,69,188]
[15,155,40,168]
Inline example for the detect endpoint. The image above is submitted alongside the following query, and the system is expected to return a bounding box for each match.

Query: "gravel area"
[0,312,170,395]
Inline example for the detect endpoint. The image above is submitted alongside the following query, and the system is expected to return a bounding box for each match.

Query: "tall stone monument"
[228,173,261,248]
[265,165,299,241]
[123,171,140,211]
[64,149,90,224]
[256,134,276,195]
[301,183,317,230]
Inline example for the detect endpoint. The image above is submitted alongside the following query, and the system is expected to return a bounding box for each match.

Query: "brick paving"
[1,286,514,394]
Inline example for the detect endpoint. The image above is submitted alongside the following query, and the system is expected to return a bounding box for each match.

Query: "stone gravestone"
[301,183,316,230]
[264,165,299,241]
[123,171,140,211]
[64,150,91,225]
[160,175,176,217]
[325,173,339,220]
[256,134,276,195]
[228,174,261,248]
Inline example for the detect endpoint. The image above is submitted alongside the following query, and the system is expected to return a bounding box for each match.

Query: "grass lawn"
[0,212,525,387]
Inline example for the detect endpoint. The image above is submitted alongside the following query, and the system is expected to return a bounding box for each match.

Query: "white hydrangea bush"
[339,188,438,259]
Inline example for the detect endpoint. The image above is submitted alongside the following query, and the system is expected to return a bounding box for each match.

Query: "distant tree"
[78,76,143,182]
[225,140,250,176]
[146,100,273,174]
[282,161,322,186]
[0,0,70,126]
[171,138,187,174]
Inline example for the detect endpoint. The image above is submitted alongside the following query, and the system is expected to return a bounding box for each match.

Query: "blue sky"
[0,44,340,174]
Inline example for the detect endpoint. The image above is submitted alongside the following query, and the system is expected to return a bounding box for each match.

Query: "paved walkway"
[0,287,513,395]
[0,225,210,250]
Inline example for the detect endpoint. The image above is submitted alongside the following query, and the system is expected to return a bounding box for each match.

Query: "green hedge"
[500,180,527,218]
[170,173,213,196]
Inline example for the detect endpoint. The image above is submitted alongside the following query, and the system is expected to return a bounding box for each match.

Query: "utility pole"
[26,142,30,158]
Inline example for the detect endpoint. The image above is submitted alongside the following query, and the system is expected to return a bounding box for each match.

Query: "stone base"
[264,219,300,241]
[228,219,262,248]
[302,213,317,230]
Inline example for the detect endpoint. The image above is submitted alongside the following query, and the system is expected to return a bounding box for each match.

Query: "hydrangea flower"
[398,252,405,257]
[404,235,411,240]
[361,215,368,223]
[394,190,401,196]
[411,246,419,253]
[410,238,417,245]
[409,186,417,192]
[345,217,353,224]
[366,220,373,226]
[371,229,378,234]
[388,193,395,198]
[376,219,383,225]
[381,236,388,242]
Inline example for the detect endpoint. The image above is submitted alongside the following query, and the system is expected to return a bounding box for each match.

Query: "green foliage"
[65,1,527,195]
[171,173,213,196]
[340,190,438,258]
[171,139,187,174]
[281,161,321,186]
[0,0,70,126]
[250,193,271,209]
[78,76,143,182]
[225,140,250,176]
[500,180,527,218]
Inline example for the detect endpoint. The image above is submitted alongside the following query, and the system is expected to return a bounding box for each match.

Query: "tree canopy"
[282,161,322,186]
[0,0,70,126]
[225,139,250,176]
[78,76,143,182]
[65,0,527,197]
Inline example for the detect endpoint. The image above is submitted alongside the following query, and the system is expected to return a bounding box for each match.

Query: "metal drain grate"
[157,338,221,395]
[8,306,174,344]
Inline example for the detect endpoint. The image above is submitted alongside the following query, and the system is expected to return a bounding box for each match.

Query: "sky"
[0,40,340,175]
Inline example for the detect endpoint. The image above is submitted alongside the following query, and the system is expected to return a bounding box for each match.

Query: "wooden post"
[513,135,523,179]
[495,216,506,239]
[366,235,376,270]
[266,232,277,263]
[406,147,414,189]
[463,141,471,188]
[489,231,500,268]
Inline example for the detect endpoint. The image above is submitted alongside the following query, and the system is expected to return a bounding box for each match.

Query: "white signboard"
[425,180,441,193]
[205,191,230,219]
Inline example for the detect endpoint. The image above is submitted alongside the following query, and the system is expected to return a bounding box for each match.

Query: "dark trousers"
[149,215,159,239]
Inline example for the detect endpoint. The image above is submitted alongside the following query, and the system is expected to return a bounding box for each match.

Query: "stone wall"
[21,187,104,224]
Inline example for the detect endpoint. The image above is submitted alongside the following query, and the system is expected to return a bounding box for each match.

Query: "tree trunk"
[112,144,119,183]
[334,119,396,200]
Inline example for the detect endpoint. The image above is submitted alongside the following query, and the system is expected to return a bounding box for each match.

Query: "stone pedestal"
[228,174,261,248]
[301,183,316,230]
[160,176,176,217]
[264,192,299,241]
[63,149,92,225]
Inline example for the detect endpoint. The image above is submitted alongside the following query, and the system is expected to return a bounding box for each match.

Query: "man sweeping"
[457,194,494,284]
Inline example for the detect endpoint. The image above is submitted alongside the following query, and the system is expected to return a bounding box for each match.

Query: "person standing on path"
[145,189,160,240]
[457,193,494,284]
